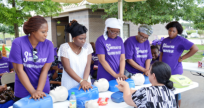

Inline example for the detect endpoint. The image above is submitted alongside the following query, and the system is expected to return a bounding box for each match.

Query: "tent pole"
[118,0,124,41]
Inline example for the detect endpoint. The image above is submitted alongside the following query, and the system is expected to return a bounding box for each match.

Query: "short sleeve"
[124,39,134,59]
[9,40,23,64]
[182,38,194,50]
[160,41,164,52]
[46,41,54,63]
[95,37,106,54]
[147,41,152,59]
[87,43,93,55]
[132,87,147,107]
[58,43,69,61]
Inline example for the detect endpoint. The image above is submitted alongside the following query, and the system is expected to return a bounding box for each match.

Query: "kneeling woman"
[58,20,93,91]
[116,62,176,108]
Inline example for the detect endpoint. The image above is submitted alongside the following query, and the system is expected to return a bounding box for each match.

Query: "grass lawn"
[182,44,204,63]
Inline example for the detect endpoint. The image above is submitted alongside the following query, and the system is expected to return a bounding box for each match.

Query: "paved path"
[181,71,204,108]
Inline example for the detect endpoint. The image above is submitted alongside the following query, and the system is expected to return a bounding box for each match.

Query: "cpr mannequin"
[130,73,145,85]
[85,100,99,108]
[50,86,68,103]
[93,78,109,92]
[13,86,68,108]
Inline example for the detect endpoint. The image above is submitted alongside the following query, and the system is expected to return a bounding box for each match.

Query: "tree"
[188,6,204,44]
[0,24,15,43]
[0,0,62,38]
[91,0,202,25]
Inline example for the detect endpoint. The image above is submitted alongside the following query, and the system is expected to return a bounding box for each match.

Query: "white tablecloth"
[10,82,198,108]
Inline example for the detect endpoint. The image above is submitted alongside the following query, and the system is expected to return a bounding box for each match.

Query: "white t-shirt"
[58,42,93,90]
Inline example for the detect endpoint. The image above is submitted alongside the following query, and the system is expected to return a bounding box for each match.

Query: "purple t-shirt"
[9,35,54,98]
[124,36,152,74]
[90,53,98,76]
[160,36,193,75]
[0,57,13,74]
[96,35,125,81]
[58,62,63,70]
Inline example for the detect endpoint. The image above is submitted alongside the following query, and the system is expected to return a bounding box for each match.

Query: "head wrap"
[103,18,124,40]
[138,24,153,36]
[65,20,87,38]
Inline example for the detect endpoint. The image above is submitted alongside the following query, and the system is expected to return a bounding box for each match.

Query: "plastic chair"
[1,72,15,85]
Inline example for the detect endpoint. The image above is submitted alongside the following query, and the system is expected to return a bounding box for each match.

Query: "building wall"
[88,9,106,43]
[51,20,57,47]
[45,17,53,41]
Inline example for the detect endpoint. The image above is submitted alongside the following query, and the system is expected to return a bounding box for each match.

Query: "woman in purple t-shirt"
[95,18,127,81]
[159,21,198,107]
[124,24,153,77]
[9,16,54,101]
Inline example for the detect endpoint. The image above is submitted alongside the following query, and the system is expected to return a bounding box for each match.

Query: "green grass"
[182,44,204,63]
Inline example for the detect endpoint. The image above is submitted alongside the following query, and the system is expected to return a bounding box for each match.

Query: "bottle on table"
[69,92,76,108]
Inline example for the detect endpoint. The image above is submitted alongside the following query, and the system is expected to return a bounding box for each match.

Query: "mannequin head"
[131,73,145,85]
[49,86,68,103]
[93,78,109,92]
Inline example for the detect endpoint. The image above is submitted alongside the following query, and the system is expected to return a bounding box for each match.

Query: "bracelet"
[79,79,83,84]
[83,79,88,81]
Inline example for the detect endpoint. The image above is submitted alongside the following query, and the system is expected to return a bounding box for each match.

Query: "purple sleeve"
[160,41,164,52]
[147,41,152,59]
[182,38,194,50]
[95,37,106,54]
[124,39,133,59]
[46,41,54,63]
[121,39,125,54]
[9,40,23,64]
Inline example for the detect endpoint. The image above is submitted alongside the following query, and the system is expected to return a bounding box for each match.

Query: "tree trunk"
[12,0,19,38]
[14,24,19,38]
[3,33,5,44]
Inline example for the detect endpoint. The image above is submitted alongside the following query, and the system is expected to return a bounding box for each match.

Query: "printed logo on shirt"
[23,51,47,68]
[136,47,148,58]
[162,43,174,53]
[0,63,8,68]
[106,44,122,55]
[23,51,47,63]
[92,55,98,61]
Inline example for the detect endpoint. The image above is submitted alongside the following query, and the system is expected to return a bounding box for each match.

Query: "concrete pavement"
[180,71,204,108]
